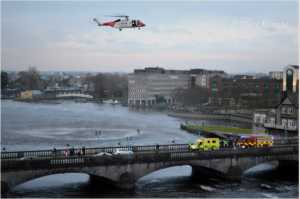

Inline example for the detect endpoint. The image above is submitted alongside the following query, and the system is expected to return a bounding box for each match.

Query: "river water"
[1,100,298,198]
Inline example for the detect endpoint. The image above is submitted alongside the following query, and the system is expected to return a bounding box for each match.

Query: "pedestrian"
[70,147,75,156]
[224,140,228,148]
[220,140,224,148]
[233,139,237,150]
[156,144,160,151]
[64,149,68,157]
[65,144,70,157]
[82,146,86,155]
[52,147,57,156]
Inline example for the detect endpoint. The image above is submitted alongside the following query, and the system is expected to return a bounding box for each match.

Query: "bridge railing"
[168,145,298,161]
[0,144,190,160]
[1,138,298,160]
[2,145,298,171]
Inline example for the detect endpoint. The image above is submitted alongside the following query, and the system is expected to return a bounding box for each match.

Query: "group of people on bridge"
[52,145,86,157]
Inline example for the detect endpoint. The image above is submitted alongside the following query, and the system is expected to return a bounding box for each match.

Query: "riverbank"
[180,124,265,139]
[168,112,253,124]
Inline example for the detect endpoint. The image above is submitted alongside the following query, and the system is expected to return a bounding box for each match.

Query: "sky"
[1,1,299,73]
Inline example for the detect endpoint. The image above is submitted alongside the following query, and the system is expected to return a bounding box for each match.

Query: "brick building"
[208,76,282,108]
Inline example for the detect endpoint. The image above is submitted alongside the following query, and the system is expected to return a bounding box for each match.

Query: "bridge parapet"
[1,144,189,160]
[2,145,298,171]
[1,145,298,195]
[1,138,298,160]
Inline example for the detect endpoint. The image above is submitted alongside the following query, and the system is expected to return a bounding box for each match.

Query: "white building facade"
[128,68,190,106]
[128,67,226,107]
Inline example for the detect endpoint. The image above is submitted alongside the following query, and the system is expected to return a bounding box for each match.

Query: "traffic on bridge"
[1,136,298,161]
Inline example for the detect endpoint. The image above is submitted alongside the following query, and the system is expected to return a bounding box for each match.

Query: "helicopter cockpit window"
[114,19,121,22]
[132,20,136,27]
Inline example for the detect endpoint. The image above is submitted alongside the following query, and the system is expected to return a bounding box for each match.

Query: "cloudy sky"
[2,1,298,73]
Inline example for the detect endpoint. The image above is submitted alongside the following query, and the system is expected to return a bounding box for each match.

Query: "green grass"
[184,124,265,134]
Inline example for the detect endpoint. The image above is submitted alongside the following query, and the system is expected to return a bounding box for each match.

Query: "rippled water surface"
[1,100,298,198]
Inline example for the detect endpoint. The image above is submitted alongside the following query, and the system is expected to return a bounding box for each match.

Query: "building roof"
[289,65,299,69]
[287,93,299,107]
[276,92,298,108]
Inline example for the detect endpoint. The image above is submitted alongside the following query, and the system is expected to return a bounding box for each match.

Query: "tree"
[16,67,44,90]
[1,71,8,89]
[86,73,128,99]
[155,95,167,104]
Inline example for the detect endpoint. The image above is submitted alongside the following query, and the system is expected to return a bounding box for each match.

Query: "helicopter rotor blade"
[105,15,129,18]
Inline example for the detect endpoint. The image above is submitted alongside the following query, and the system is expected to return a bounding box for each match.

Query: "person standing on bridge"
[52,147,57,156]
[70,147,75,156]
[64,144,70,157]
[156,144,160,152]
[64,149,68,157]
[81,146,86,155]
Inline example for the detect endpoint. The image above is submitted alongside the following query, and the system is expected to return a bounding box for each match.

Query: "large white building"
[128,67,225,107]
[128,68,190,106]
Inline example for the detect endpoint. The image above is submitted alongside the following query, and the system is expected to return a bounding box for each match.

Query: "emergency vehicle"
[189,138,220,151]
[236,135,273,148]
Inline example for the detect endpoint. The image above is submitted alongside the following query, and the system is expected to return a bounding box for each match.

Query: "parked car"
[113,148,133,155]
[94,152,113,157]
[20,156,38,160]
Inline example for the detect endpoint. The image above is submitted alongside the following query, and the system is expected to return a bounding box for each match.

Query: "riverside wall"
[168,112,253,124]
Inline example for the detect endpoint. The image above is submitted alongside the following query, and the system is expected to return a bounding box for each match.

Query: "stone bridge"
[56,93,93,99]
[1,143,298,194]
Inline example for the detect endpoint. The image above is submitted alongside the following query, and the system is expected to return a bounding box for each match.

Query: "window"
[286,69,294,92]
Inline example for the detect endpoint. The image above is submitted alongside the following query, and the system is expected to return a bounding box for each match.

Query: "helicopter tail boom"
[93,18,102,26]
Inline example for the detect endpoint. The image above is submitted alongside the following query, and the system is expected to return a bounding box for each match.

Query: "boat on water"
[103,99,120,105]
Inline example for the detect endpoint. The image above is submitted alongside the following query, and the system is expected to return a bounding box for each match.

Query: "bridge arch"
[130,160,231,185]
[13,172,90,190]
[137,165,192,181]
[2,167,119,193]
[244,160,278,175]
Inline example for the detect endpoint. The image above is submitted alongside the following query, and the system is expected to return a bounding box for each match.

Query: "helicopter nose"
[139,21,145,27]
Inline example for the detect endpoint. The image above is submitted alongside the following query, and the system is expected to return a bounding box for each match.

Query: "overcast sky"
[2,1,298,73]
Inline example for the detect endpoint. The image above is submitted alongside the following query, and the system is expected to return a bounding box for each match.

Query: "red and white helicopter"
[93,15,145,31]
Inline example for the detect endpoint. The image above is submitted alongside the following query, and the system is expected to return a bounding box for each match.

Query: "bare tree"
[16,67,44,90]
